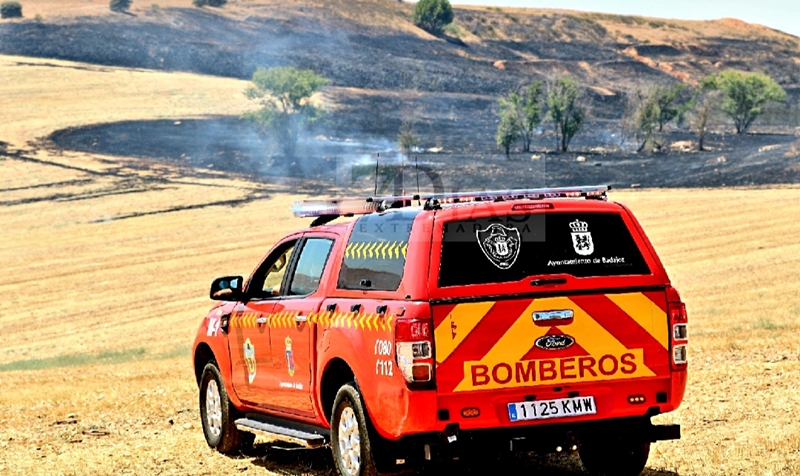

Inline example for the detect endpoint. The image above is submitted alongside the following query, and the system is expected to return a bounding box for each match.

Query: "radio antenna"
[374,153,379,196]
[414,155,421,204]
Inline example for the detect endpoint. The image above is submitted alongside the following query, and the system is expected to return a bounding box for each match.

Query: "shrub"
[1,1,22,19]
[413,0,453,35]
[110,0,132,12]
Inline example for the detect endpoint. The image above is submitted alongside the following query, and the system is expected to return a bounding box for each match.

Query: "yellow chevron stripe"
[606,293,669,349]
[453,297,657,392]
[401,243,408,258]
[434,301,495,364]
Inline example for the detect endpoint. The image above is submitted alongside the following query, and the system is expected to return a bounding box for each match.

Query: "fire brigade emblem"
[285,337,295,377]
[570,219,594,256]
[243,338,256,384]
[476,224,521,269]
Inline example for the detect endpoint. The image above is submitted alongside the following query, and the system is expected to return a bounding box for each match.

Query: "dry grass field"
[1,54,800,475]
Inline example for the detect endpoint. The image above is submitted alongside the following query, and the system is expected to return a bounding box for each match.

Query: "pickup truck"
[192,185,687,476]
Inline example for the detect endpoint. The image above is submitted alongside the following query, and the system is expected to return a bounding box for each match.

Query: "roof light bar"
[291,185,609,219]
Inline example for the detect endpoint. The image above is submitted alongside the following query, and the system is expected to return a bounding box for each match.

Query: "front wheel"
[199,362,254,455]
[330,383,380,476]
[579,433,650,476]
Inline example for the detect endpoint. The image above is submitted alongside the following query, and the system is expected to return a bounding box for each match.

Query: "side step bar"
[235,414,329,448]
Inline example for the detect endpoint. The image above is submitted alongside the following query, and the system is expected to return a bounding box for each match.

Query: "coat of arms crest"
[476,224,521,269]
[570,219,594,256]
[244,338,256,384]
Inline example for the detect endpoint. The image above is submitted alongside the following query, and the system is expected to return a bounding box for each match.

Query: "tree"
[413,0,454,35]
[701,70,786,134]
[625,83,693,153]
[496,112,520,157]
[110,0,132,13]
[242,66,328,160]
[547,77,585,153]
[653,83,693,132]
[0,1,22,18]
[690,90,723,152]
[512,82,545,152]
[496,92,520,156]
[625,89,661,153]
[398,110,420,159]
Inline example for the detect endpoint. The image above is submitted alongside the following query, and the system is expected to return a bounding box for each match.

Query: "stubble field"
[1,55,800,475]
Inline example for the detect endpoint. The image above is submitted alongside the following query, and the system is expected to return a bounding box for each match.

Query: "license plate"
[508,396,596,422]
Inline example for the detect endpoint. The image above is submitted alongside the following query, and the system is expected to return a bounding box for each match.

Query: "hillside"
[0,0,798,190]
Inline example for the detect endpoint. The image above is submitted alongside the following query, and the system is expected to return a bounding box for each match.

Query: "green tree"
[701,70,786,134]
[413,0,454,35]
[625,84,693,152]
[516,82,544,152]
[0,1,22,18]
[625,89,661,153]
[242,66,328,160]
[547,77,585,153]
[654,83,693,132]
[496,111,520,157]
[110,0,132,13]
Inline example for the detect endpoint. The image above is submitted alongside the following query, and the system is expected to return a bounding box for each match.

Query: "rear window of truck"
[438,212,650,287]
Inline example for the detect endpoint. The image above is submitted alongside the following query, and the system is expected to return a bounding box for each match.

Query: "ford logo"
[535,335,575,351]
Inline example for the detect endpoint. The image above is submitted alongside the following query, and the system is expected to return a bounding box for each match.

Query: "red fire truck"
[193,185,687,476]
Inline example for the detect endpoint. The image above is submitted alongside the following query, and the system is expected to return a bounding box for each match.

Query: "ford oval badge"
[535,334,575,351]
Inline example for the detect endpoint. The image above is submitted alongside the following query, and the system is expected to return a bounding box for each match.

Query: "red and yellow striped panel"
[229,310,395,332]
[433,292,669,393]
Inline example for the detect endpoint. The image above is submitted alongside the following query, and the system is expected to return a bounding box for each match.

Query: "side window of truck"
[288,238,335,296]
[247,241,297,299]
[337,210,417,291]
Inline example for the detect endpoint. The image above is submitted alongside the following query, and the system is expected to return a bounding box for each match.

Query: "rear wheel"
[579,432,650,476]
[199,362,254,455]
[330,383,381,476]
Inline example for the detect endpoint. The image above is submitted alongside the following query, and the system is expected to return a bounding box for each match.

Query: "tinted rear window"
[438,212,650,287]
[338,211,417,291]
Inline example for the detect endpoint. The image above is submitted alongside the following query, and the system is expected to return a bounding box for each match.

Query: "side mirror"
[210,276,244,301]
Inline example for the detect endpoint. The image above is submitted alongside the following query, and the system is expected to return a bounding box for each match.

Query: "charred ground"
[1,0,799,189]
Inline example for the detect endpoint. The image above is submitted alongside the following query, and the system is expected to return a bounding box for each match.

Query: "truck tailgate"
[433,291,670,396]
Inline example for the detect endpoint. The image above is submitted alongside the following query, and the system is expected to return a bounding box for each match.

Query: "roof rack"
[292,185,610,223]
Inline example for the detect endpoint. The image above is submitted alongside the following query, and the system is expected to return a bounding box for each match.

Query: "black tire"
[330,383,381,476]
[579,433,650,476]
[198,362,254,455]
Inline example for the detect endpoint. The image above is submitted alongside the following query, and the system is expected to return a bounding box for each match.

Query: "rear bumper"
[371,375,686,440]
[384,417,679,464]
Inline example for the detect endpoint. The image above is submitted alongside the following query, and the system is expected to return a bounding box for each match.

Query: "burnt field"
[48,114,800,192]
[2,1,797,193]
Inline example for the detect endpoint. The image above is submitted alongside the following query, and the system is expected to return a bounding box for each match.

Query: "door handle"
[256,317,267,325]
[295,315,308,322]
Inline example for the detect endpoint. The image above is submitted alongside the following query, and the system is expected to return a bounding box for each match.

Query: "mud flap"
[647,423,680,442]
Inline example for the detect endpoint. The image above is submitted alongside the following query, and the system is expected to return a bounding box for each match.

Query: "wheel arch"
[194,342,216,387]
[319,357,355,424]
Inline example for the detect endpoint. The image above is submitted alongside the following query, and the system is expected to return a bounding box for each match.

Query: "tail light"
[668,301,688,369]
[395,319,434,385]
